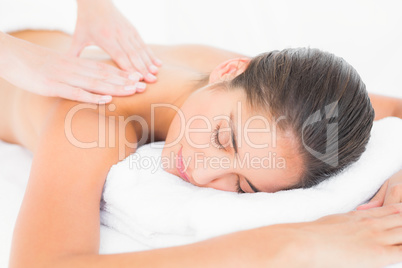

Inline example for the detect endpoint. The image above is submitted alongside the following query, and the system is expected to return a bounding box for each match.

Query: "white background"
[0,2,402,267]
[0,0,401,98]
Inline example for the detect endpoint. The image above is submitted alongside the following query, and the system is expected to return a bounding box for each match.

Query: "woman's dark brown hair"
[230,48,375,188]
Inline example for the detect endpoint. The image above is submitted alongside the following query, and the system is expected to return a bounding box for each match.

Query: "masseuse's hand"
[70,0,162,83]
[0,32,143,104]
[357,169,402,210]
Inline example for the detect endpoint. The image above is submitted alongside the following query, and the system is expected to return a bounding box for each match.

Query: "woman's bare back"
[0,30,244,151]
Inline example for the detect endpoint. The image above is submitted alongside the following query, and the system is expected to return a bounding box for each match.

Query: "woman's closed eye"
[211,122,247,194]
[212,123,231,150]
[236,177,246,194]
[212,125,224,150]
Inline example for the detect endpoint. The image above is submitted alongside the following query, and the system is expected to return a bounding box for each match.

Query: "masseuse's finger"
[383,183,402,206]
[67,40,146,93]
[356,180,388,210]
[128,25,162,68]
[100,39,138,75]
[127,30,161,74]
[137,36,163,68]
[64,73,146,96]
[118,35,156,83]
[120,37,148,75]
[68,32,93,57]
[71,31,131,73]
[73,63,141,87]
[54,82,112,104]
[76,57,144,84]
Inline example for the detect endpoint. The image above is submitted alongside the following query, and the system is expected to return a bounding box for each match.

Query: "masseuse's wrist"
[77,0,113,10]
[76,0,115,21]
[0,32,10,75]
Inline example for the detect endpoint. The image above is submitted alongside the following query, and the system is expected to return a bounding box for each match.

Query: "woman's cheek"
[185,119,213,148]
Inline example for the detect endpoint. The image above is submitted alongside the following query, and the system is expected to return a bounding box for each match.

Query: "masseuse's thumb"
[356,180,388,210]
[68,33,91,57]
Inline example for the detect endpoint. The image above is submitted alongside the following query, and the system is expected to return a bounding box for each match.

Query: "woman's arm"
[369,93,402,120]
[43,205,402,268]
[9,100,137,267]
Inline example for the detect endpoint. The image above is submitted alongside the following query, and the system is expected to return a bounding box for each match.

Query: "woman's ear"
[209,58,250,83]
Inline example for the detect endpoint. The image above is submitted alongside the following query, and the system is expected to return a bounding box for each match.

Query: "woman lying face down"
[162,48,374,193]
[4,31,402,268]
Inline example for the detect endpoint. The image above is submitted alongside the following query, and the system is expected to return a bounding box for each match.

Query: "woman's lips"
[177,146,190,182]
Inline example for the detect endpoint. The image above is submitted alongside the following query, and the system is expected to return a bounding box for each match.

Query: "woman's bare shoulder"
[149,43,248,73]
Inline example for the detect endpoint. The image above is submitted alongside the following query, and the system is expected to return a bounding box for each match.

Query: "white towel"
[100,117,402,250]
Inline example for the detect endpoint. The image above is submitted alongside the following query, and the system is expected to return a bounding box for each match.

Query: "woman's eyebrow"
[229,112,262,193]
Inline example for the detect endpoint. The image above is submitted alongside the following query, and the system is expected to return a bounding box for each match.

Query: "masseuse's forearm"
[0,31,10,74]
[76,0,111,8]
[0,31,6,46]
[0,31,5,47]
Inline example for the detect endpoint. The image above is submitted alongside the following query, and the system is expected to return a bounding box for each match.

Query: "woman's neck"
[152,75,209,142]
[83,42,244,144]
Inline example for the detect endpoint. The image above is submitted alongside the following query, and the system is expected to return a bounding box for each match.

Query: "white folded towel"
[100,117,402,249]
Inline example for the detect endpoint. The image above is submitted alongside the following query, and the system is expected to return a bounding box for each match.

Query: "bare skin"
[2,31,402,268]
[0,31,243,150]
